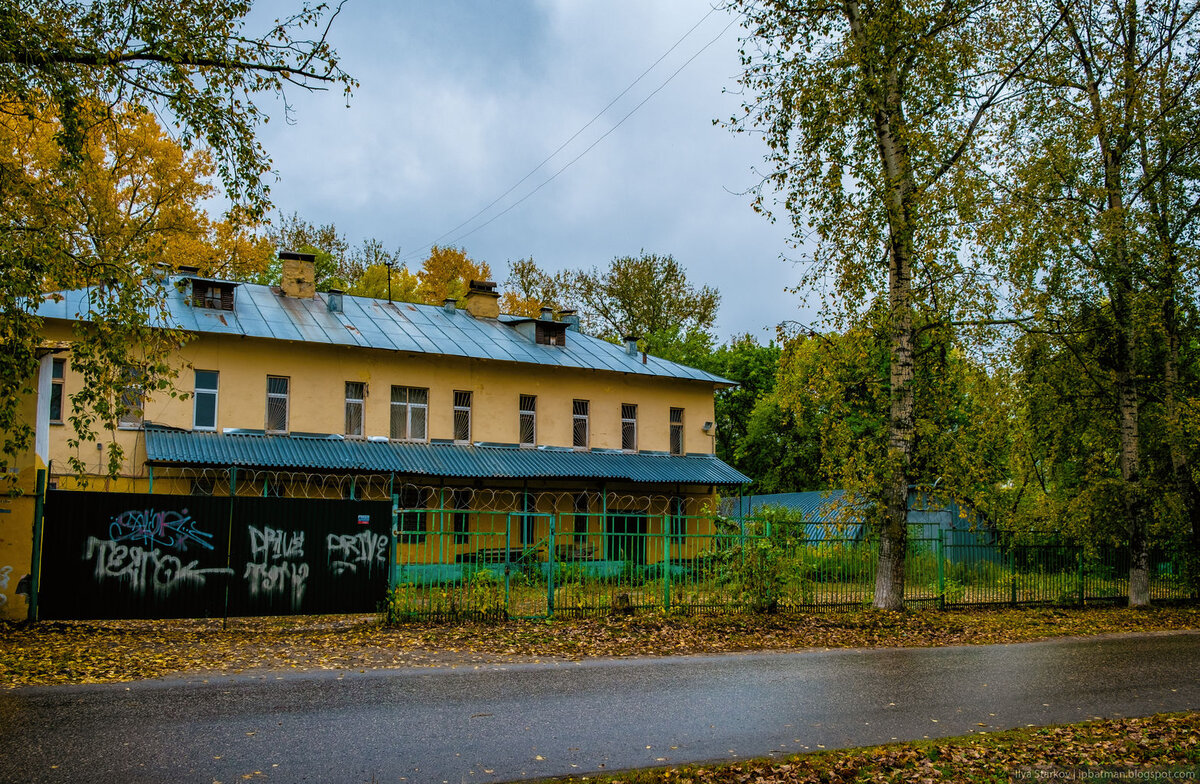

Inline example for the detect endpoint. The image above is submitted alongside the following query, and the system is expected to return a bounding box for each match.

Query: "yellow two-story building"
[2,254,747,620]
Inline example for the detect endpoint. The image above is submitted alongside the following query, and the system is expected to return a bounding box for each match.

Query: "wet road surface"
[0,631,1196,783]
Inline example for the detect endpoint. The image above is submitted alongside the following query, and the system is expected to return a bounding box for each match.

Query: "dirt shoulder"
[2,605,1197,688]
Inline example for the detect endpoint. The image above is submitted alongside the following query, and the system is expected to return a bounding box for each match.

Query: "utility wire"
[437,11,744,250]
[401,6,732,263]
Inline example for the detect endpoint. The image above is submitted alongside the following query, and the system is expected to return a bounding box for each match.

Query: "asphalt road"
[0,631,1196,783]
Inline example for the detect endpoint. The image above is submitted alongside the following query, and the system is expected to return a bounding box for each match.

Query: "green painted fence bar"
[378,512,1193,622]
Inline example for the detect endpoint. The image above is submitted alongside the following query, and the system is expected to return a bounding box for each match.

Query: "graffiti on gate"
[0,565,11,608]
[84,537,235,599]
[244,525,309,609]
[107,508,216,552]
[327,531,388,576]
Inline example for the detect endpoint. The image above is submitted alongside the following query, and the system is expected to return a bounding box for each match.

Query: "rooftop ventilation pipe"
[539,306,554,321]
[624,335,639,356]
[443,298,457,312]
[326,289,344,313]
[558,309,580,332]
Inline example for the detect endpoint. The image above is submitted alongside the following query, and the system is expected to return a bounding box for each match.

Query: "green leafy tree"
[0,1,352,475]
[727,0,1036,607]
[984,0,1200,603]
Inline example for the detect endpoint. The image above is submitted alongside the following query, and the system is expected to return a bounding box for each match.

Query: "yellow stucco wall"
[38,319,719,478]
[1,392,42,621]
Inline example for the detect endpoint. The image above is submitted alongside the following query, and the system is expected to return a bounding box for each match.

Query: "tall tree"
[415,245,492,306]
[728,0,1038,607]
[0,0,352,473]
[500,257,570,318]
[569,252,720,357]
[986,0,1200,604]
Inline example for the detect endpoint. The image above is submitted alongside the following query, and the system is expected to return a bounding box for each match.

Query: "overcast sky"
[251,1,817,342]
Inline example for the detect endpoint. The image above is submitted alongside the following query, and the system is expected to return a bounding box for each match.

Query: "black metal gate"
[39,490,392,619]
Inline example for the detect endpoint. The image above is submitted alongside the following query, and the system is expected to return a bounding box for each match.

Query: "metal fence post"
[1010,545,1018,606]
[937,528,945,610]
[389,494,399,592]
[1077,548,1085,606]
[28,468,46,623]
[548,513,557,617]
[663,511,671,613]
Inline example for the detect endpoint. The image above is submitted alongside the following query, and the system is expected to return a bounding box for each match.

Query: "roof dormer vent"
[326,289,344,313]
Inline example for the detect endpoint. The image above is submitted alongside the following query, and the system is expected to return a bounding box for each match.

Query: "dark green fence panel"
[38,490,390,619]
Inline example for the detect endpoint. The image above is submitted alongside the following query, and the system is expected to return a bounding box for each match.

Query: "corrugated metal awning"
[144,427,750,485]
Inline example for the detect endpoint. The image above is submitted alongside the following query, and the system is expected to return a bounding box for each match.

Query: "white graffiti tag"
[108,508,216,551]
[244,526,308,609]
[327,531,388,576]
[0,565,11,609]
[84,537,234,599]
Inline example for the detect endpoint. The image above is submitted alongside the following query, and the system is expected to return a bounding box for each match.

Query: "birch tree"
[727,0,1043,607]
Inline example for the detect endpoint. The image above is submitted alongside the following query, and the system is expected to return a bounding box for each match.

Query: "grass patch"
[543,711,1200,783]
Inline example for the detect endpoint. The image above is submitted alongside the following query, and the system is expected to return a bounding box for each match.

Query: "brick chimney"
[279,251,316,299]
[464,280,500,319]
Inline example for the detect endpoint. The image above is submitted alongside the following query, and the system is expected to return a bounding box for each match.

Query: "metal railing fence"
[382,510,1196,621]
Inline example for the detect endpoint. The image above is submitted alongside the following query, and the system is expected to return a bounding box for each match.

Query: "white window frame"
[621,403,637,452]
[390,386,429,442]
[266,376,290,434]
[669,407,684,456]
[117,368,144,430]
[345,381,365,437]
[49,358,65,425]
[572,399,589,449]
[453,390,472,445]
[193,370,219,431]
[519,394,537,448]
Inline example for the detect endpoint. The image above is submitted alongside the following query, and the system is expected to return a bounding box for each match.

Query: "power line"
[437,11,744,250]
[401,6,735,263]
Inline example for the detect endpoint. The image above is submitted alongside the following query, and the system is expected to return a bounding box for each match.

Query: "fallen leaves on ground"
[570,712,1200,783]
[0,605,1197,688]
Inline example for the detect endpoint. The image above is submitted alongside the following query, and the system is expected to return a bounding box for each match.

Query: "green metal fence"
[382,507,1197,621]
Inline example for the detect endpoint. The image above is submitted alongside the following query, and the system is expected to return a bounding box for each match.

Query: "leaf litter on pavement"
[1,605,1197,688]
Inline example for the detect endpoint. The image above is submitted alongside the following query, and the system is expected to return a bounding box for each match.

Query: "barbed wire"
[132,466,719,517]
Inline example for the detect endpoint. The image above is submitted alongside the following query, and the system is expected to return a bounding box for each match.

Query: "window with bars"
[345,381,365,437]
[669,407,684,456]
[453,390,472,444]
[390,386,428,441]
[519,394,536,447]
[621,403,637,451]
[118,368,144,429]
[266,376,289,433]
[194,370,219,431]
[572,399,589,449]
[49,358,65,424]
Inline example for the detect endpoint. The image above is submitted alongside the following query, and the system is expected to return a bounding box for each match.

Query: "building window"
[390,386,428,441]
[453,391,472,444]
[572,399,589,449]
[49,358,65,424]
[345,381,365,437]
[117,369,144,429]
[669,407,684,456]
[194,370,219,431]
[266,376,289,433]
[452,488,470,545]
[621,403,637,451]
[519,394,536,447]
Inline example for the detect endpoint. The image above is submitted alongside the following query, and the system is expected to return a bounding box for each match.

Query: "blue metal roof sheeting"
[144,427,751,485]
[36,280,733,386]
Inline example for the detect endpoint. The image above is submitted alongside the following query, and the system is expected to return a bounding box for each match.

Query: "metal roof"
[728,491,867,539]
[35,279,733,386]
[144,427,751,485]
